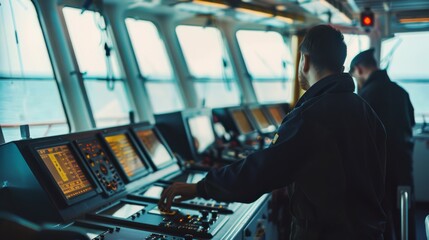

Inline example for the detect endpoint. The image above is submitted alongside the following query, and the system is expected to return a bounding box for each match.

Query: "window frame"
[0,0,71,139]
[124,17,185,113]
[175,23,242,107]
[62,6,133,127]
[235,29,294,103]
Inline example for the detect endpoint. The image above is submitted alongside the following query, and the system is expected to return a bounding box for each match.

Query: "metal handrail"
[0,117,129,139]
[400,189,409,240]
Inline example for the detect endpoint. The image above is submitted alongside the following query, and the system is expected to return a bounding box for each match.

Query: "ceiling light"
[399,17,429,23]
[275,5,287,11]
[192,0,229,9]
[275,15,294,24]
[235,7,273,18]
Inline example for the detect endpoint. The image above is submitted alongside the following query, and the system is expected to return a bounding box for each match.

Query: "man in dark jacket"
[159,25,387,239]
[350,49,415,239]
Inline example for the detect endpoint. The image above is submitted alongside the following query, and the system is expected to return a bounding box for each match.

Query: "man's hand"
[158,182,198,211]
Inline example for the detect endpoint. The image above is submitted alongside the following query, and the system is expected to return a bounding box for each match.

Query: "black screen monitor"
[103,132,149,182]
[229,108,255,135]
[34,142,97,205]
[134,126,176,170]
[187,115,216,154]
[155,108,215,162]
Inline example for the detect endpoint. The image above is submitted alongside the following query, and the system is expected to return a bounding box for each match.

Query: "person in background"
[160,25,387,240]
[350,49,415,240]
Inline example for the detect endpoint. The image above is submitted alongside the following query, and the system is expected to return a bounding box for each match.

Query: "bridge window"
[236,30,293,103]
[176,25,241,108]
[343,34,370,73]
[343,33,370,92]
[125,18,184,113]
[0,0,69,142]
[63,7,131,127]
[381,32,429,123]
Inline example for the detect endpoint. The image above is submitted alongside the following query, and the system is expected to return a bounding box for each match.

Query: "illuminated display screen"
[104,134,145,178]
[136,129,173,168]
[36,145,94,200]
[86,232,101,239]
[100,203,145,219]
[186,172,206,183]
[142,185,164,198]
[268,106,285,125]
[188,115,216,153]
[231,110,254,134]
[250,108,271,129]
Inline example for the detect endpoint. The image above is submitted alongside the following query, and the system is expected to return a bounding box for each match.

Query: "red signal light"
[361,9,374,27]
[363,16,372,25]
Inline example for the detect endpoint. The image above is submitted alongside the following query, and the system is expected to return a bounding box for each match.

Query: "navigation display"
[231,109,254,134]
[187,115,216,153]
[136,129,173,168]
[36,145,94,200]
[250,108,271,129]
[142,185,164,198]
[104,134,146,178]
[100,202,145,219]
[268,106,286,125]
[186,172,206,184]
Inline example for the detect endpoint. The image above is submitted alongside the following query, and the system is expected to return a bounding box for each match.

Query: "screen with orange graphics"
[136,129,173,168]
[231,109,254,134]
[37,145,94,200]
[104,134,146,178]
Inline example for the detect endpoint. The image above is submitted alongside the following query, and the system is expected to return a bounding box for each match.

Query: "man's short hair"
[299,25,347,73]
[349,48,377,73]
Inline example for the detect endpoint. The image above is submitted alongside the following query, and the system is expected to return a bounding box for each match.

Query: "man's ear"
[302,54,310,73]
[356,65,363,75]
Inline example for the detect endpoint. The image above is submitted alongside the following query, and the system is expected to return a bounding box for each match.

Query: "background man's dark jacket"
[359,70,415,186]
[359,69,415,239]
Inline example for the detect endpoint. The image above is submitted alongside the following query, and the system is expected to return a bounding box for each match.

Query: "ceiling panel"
[353,0,429,13]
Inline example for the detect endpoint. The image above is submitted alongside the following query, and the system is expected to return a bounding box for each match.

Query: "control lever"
[200,210,209,219]
[0,125,5,144]
[211,210,218,219]
[20,124,30,140]
[129,111,135,124]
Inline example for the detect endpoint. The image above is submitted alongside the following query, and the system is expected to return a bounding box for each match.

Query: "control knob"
[183,234,194,240]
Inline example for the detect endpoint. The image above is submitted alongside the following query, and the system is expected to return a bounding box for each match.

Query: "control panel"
[242,197,277,240]
[76,138,125,196]
[0,121,276,239]
[129,183,239,214]
[90,200,228,239]
[64,220,184,240]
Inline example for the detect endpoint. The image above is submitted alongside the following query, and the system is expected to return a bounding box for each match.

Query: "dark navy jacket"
[197,73,387,239]
[359,70,415,186]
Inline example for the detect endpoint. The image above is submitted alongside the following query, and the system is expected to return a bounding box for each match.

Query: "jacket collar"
[295,73,355,108]
[362,70,390,90]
